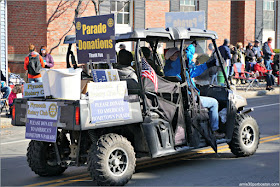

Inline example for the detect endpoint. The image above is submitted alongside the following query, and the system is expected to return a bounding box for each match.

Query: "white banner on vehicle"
[87,81,127,100]
[26,101,58,120]
[23,83,44,98]
[87,81,131,124]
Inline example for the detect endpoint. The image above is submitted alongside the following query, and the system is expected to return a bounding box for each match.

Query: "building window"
[111,1,130,25]
[180,0,196,12]
[263,0,275,30]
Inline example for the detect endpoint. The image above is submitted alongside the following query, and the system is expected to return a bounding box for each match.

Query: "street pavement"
[0,87,279,186]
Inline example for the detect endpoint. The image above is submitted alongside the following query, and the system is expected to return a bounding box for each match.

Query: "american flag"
[141,57,158,92]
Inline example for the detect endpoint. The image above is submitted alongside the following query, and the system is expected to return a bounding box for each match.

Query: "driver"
[164,47,225,139]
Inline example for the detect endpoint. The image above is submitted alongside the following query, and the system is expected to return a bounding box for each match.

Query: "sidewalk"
[1,84,279,130]
[233,83,280,98]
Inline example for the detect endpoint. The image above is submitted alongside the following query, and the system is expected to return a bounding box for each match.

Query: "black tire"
[27,135,69,176]
[229,114,260,157]
[88,133,136,186]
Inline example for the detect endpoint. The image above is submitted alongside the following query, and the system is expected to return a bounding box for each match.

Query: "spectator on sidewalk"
[24,44,45,83]
[218,39,231,78]
[254,57,275,91]
[228,44,237,84]
[8,84,22,116]
[245,43,256,72]
[208,43,219,85]
[263,37,275,70]
[1,70,11,100]
[236,42,245,65]
[252,40,262,58]
[39,46,54,69]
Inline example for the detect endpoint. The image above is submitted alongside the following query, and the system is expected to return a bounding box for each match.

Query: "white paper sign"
[87,81,127,100]
[106,69,120,82]
[24,83,44,98]
[87,81,131,124]
[27,101,59,120]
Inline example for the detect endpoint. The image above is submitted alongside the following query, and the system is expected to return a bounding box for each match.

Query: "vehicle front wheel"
[228,114,260,157]
[88,133,136,186]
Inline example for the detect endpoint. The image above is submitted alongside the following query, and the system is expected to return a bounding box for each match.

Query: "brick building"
[1,0,279,77]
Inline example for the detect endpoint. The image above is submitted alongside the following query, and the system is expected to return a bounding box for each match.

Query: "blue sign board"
[75,14,116,64]
[165,11,205,30]
[26,118,58,143]
[90,99,130,123]
[92,70,108,82]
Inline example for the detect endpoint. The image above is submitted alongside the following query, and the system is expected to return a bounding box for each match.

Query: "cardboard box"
[81,79,92,94]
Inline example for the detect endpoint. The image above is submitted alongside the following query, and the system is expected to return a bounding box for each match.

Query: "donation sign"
[75,14,116,64]
[92,69,120,82]
[25,101,59,142]
[88,81,131,124]
[23,83,44,98]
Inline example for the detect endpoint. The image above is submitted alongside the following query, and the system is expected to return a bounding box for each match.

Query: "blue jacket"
[263,42,273,60]
[252,46,262,58]
[187,62,208,93]
[164,57,181,78]
[186,44,196,63]
[163,56,208,93]
[218,45,231,61]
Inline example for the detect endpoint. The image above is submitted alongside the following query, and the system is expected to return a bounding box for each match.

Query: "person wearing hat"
[163,47,224,138]
[245,42,256,72]
[117,43,133,66]
[163,47,181,78]
[262,37,275,70]
[254,57,275,90]
[141,47,164,76]
[252,40,262,58]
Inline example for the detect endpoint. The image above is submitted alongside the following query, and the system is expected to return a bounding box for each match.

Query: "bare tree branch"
[47,0,77,27]
[49,0,92,54]
[91,0,98,16]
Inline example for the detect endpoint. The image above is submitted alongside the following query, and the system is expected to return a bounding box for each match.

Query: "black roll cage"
[63,27,230,114]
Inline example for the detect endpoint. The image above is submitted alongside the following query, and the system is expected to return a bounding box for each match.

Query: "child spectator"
[8,84,22,116]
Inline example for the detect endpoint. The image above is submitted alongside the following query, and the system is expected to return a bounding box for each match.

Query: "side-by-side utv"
[12,27,259,186]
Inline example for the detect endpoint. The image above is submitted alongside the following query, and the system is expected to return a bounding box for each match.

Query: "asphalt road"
[1,95,279,186]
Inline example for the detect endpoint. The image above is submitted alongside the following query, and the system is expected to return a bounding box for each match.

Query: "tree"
[48,0,128,54]
[48,0,99,54]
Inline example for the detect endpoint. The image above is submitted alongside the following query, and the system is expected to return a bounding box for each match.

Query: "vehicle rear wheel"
[88,133,136,186]
[27,134,69,176]
[228,114,260,157]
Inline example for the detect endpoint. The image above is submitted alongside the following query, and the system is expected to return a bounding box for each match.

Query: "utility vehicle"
[12,27,259,186]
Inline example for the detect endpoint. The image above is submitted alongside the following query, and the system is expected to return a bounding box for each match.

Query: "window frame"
[180,0,196,12]
[110,0,131,25]
[263,0,275,30]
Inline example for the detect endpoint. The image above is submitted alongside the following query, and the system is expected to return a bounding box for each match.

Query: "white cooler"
[40,68,82,100]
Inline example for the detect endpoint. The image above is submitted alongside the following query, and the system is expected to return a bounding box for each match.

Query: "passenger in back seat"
[141,47,164,76]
